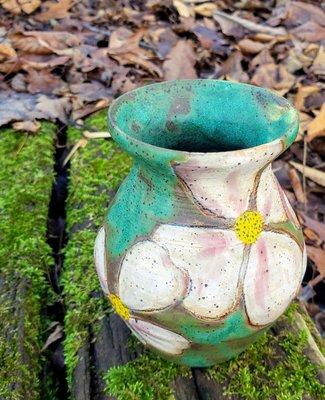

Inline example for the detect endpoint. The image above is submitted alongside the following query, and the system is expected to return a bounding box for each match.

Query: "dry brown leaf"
[41,323,63,351]
[307,104,325,142]
[219,51,249,82]
[173,0,194,18]
[108,28,162,77]
[304,227,321,244]
[10,31,80,55]
[35,0,74,22]
[306,246,325,277]
[299,212,325,243]
[12,120,41,132]
[0,0,40,15]
[298,111,313,140]
[294,85,319,111]
[285,1,325,28]
[251,63,295,93]
[163,40,197,80]
[237,38,265,54]
[194,2,217,17]
[0,90,71,126]
[26,68,66,94]
[0,42,16,60]
[250,48,274,69]
[312,46,325,76]
[291,21,325,42]
[290,161,325,188]
[288,167,306,204]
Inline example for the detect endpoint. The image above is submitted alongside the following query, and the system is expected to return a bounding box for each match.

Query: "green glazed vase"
[94,80,306,367]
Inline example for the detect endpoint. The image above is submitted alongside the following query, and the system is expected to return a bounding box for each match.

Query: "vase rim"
[107,79,299,161]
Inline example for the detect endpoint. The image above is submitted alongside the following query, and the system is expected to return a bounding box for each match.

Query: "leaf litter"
[0,0,324,336]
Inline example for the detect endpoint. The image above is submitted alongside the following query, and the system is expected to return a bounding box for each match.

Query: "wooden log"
[64,112,324,400]
[0,124,56,400]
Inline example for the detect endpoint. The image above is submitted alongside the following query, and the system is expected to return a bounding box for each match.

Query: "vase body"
[94,80,306,367]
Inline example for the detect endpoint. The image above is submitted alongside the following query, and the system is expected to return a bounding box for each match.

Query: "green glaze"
[108,80,299,154]
[106,153,185,259]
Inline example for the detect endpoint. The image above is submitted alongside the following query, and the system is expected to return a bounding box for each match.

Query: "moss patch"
[62,111,132,386]
[0,124,55,400]
[103,306,324,400]
[104,351,189,400]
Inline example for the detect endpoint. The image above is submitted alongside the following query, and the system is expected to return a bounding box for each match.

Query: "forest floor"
[0,1,324,399]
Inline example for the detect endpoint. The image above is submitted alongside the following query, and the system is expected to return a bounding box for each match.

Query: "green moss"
[62,111,132,386]
[0,124,56,400]
[104,351,189,400]
[103,308,324,400]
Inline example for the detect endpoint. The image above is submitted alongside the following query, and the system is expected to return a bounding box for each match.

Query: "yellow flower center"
[108,294,130,320]
[235,211,264,244]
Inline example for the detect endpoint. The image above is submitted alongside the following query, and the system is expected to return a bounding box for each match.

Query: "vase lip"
[107,79,299,161]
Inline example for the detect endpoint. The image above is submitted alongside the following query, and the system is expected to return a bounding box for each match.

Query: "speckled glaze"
[94,80,306,366]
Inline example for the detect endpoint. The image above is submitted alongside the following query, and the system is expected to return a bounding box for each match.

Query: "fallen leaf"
[173,0,194,18]
[0,42,16,60]
[36,95,71,124]
[163,40,197,80]
[0,90,71,126]
[237,38,265,54]
[12,120,41,132]
[285,1,325,28]
[307,104,325,142]
[108,28,163,77]
[299,212,325,242]
[312,46,325,76]
[35,0,74,22]
[0,0,40,15]
[213,11,246,38]
[250,48,274,69]
[306,246,325,276]
[298,111,312,139]
[290,21,325,42]
[41,323,63,351]
[192,24,229,55]
[304,227,321,244]
[288,167,306,204]
[10,31,80,55]
[294,85,319,111]
[194,2,217,17]
[26,68,66,94]
[251,63,295,92]
[70,81,113,104]
[219,51,249,82]
[290,161,325,187]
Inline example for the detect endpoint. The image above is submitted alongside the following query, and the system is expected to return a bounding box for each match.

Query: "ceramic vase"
[94,80,306,367]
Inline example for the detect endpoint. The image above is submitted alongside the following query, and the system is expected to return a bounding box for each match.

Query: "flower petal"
[256,165,288,223]
[118,240,190,312]
[153,225,245,320]
[128,318,190,355]
[94,227,109,294]
[244,232,305,326]
[174,142,282,218]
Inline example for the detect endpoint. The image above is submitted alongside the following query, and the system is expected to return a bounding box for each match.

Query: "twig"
[213,10,287,36]
[63,130,111,167]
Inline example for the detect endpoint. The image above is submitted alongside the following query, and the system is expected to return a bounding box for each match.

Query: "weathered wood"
[64,112,324,400]
[0,125,55,400]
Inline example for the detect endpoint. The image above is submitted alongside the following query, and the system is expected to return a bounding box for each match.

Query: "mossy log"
[0,124,55,400]
[63,112,324,400]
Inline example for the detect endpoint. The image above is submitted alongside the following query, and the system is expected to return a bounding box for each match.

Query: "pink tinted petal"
[244,231,305,326]
[153,225,244,320]
[128,318,190,355]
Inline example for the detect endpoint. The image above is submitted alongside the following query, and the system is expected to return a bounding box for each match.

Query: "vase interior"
[109,80,299,154]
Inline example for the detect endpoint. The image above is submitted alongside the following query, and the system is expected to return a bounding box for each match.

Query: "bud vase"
[94,80,306,367]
